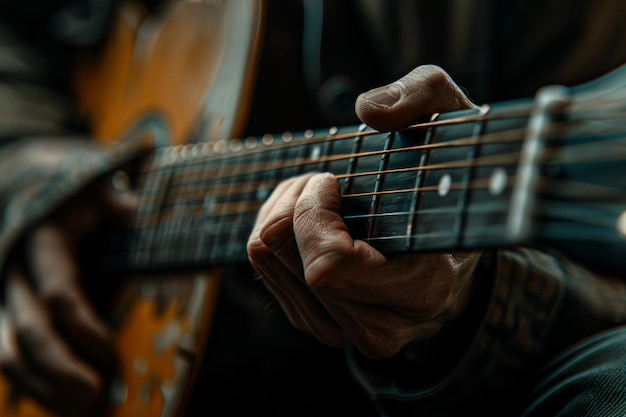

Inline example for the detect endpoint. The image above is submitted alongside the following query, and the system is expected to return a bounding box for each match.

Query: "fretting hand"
[247,65,483,358]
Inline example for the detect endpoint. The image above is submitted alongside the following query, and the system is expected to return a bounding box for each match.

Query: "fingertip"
[354,86,400,132]
[355,65,477,131]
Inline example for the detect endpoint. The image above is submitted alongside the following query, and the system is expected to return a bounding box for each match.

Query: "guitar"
[2,0,626,416]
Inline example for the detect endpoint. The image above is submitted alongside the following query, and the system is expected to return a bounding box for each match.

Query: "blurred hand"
[247,65,482,358]
[0,174,138,417]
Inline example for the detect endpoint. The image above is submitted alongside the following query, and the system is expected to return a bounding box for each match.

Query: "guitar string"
[125,139,626,257]
[116,176,624,264]
[134,107,529,174]
[119,161,626,263]
[112,98,624,258]
[130,96,625,177]
[133,128,626,210]
[118,140,614,264]
[131,109,626,200]
[124,162,626,258]
[131,167,626,226]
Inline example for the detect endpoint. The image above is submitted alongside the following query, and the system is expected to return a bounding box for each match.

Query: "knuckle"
[418,65,454,94]
[246,234,270,263]
[303,251,344,290]
[258,213,295,250]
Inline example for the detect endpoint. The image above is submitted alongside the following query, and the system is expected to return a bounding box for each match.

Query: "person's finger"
[252,174,317,279]
[249,245,350,348]
[25,224,116,368]
[2,266,103,415]
[291,173,386,288]
[355,64,477,131]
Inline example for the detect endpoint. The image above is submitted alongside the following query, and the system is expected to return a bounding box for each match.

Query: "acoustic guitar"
[2,0,626,416]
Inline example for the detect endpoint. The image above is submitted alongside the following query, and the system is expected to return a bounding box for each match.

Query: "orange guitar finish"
[0,0,264,416]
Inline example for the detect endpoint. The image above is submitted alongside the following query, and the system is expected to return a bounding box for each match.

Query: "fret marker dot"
[214,140,228,153]
[282,132,293,142]
[617,211,626,238]
[438,174,451,197]
[245,137,258,149]
[229,140,243,152]
[190,145,199,158]
[489,168,507,195]
[182,144,194,160]
[262,134,274,146]
[304,129,314,139]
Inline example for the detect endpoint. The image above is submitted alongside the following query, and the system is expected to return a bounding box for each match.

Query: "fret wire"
[136,176,517,232]
[133,108,533,174]
[117,199,515,257]
[217,153,246,261]
[130,106,625,181]
[321,127,337,171]
[134,130,527,199]
[366,131,394,240]
[107,91,626,268]
[133,136,620,232]
[295,133,308,175]
[407,113,439,251]
[205,155,233,261]
[226,146,265,260]
[456,105,491,247]
[170,158,186,259]
[113,175,626,264]
[141,151,521,205]
[342,124,366,195]
[133,166,626,226]
[129,130,614,239]
[121,176,625,251]
[134,127,524,183]
[131,148,172,267]
[130,117,624,198]
[129,151,153,261]
[133,130,625,222]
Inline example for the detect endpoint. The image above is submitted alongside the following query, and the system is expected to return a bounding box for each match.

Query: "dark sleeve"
[347,248,626,415]
[0,3,146,277]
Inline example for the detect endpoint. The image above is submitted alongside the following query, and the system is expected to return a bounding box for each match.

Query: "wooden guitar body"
[0,0,264,416]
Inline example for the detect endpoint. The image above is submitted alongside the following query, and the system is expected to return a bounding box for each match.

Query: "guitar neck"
[104,99,533,273]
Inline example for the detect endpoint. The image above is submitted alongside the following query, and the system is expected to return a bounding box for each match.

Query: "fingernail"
[363,84,401,107]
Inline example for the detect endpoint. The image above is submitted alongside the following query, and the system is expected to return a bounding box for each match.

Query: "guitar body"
[0,0,264,416]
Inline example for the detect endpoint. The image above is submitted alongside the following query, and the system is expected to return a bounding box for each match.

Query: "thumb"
[355,65,477,132]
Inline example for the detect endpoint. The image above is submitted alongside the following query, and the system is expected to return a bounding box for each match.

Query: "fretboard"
[105,99,534,273]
